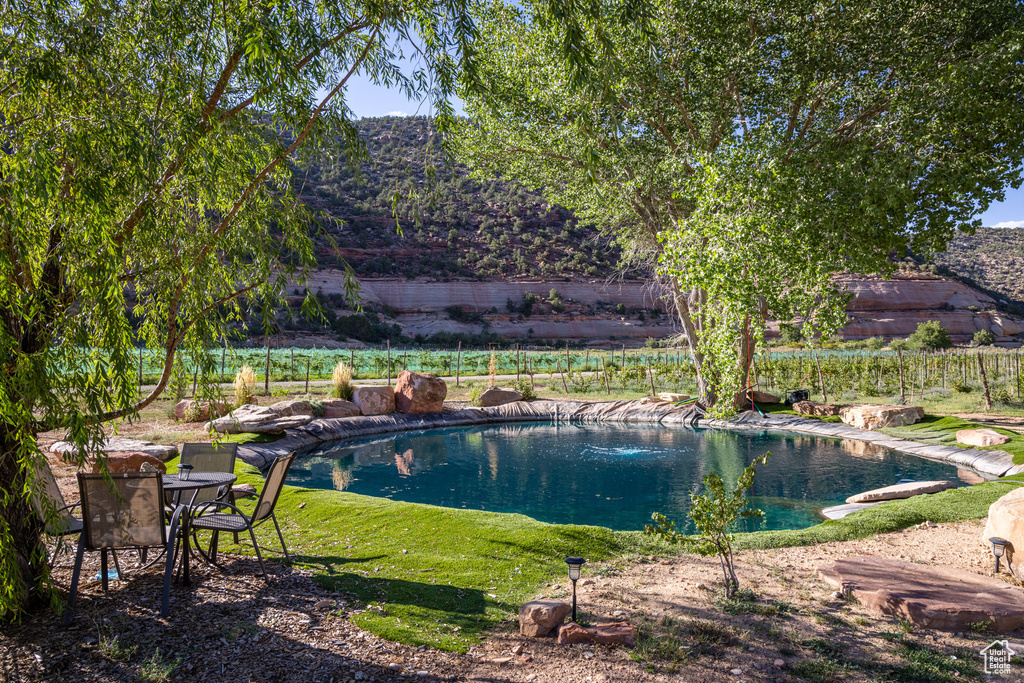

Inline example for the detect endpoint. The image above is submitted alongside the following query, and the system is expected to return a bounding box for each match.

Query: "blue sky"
[344,75,1023,228]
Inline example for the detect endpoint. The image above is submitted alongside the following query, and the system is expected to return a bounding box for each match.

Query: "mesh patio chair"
[190,453,295,580]
[177,442,240,506]
[28,457,101,570]
[64,473,183,625]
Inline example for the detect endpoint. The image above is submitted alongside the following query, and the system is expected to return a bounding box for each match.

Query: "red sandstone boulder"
[394,371,447,414]
[478,387,523,407]
[793,401,844,417]
[268,399,315,417]
[91,451,167,474]
[174,399,229,422]
[352,386,396,416]
[518,600,571,637]
[556,621,636,646]
[840,404,924,430]
[321,398,360,419]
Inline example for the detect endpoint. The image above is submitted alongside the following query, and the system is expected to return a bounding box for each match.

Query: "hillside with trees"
[932,228,1024,305]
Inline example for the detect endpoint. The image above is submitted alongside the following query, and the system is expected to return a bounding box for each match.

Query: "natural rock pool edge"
[237,399,1022,479]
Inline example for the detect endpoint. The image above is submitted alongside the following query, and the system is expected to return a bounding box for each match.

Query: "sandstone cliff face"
[298,271,1024,344]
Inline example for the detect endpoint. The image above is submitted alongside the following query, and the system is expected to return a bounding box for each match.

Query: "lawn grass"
[880,415,1024,465]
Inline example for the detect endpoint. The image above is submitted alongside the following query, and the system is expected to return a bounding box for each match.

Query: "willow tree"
[455,0,1024,410]
[0,0,477,616]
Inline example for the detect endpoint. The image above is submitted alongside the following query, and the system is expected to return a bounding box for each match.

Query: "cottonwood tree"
[454,0,1024,411]
[0,0,477,616]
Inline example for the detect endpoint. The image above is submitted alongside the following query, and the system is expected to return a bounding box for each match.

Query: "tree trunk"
[667,279,714,405]
[0,435,49,616]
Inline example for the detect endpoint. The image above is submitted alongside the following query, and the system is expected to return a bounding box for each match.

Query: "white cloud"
[386,110,408,117]
[991,220,1024,228]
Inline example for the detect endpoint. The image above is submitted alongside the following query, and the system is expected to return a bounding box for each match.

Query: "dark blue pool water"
[288,422,967,531]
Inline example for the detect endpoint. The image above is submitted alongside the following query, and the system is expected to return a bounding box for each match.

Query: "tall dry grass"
[332,361,354,400]
[234,365,257,406]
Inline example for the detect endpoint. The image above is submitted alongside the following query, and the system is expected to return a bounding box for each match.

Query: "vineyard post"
[191,365,198,398]
[220,347,226,380]
[557,358,569,393]
[941,351,946,390]
[647,358,656,396]
[305,357,310,395]
[456,342,462,387]
[264,342,271,395]
[387,340,392,387]
[601,357,610,395]
[621,344,626,368]
[812,349,827,403]
[897,348,905,402]
[138,346,143,388]
[290,348,295,381]
[978,352,992,411]
[404,349,408,371]
[529,356,535,392]
[1016,350,1020,399]
[585,349,590,370]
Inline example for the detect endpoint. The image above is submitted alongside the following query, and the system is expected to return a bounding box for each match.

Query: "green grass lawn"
[880,415,1024,465]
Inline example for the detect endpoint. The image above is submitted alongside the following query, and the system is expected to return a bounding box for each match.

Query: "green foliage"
[890,338,913,351]
[778,323,804,345]
[908,321,953,350]
[456,0,1024,417]
[509,378,536,400]
[974,329,996,346]
[334,312,405,344]
[647,455,768,597]
[865,337,886,351]
[547,288,565,313]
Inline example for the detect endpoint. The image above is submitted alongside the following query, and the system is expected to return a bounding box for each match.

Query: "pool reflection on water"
[288,422,969,532]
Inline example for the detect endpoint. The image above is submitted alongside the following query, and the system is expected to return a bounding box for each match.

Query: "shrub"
[890,338,912,351]
[908,320,952,350]
[233,365,257,406]
[952,380,972,393]
[467,384,484,405]
[974,329,996,346]
[331,361,354,400]
[865,336,885,351]
[548,288,565,313]
[510,378,536,400]
[778,323,803,345]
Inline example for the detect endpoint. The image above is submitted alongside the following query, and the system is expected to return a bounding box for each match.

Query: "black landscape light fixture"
[990,537,1009,574]
[565,556,586,622]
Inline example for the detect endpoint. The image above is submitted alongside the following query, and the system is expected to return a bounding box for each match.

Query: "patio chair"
[64,473,183,625]
[177,442,240,506]
[29,457,83,539]
[189,453,295,580]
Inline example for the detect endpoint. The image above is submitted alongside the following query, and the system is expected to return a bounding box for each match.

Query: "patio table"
[161,472,237,585]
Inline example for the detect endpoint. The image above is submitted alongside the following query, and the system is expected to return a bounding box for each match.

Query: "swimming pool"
[288,422,966,531]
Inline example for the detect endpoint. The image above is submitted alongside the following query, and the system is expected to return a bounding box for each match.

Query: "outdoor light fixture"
[177,463,193,481]
[990,537,1009,574]
[565,556,586,622]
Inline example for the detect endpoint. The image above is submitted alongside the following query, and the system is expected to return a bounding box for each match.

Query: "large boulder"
[556,621,636,646]
[839,404,924,430]
[846,480,955,504]
[478,386,523,407]
[353,386,396,416]
[658,392,690,403]
[90,451,167,474]
[269,400,315,417]
[174,399,229,422]
[793,401,844,417]
[210,404,313,434]
[321,398,360,419]
[819,555,1024,631]
[956,428,1011,447]
[983,487,1024,570]
[394,371,447,414]
[51,437,178,462]
[518,600,571,637]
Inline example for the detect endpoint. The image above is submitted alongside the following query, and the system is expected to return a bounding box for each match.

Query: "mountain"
[932,228,1024,306]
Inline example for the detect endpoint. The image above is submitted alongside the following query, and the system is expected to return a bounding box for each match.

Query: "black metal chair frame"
[64,473,183,625]
[189,453,295,580]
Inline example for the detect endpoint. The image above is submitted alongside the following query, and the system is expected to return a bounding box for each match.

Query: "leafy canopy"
[455,0,1024,412]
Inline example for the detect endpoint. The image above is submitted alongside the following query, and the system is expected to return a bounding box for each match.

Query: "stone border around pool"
[236,399,1024,479]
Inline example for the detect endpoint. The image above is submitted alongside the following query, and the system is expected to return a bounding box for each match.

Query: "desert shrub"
[548,288,565,313]
[467,384,485,405]
[331,361,353,400]
[778,323,803,345]
[974,329,996,346]
[233,365,257,406]
[510,378,536,400]
[865,336,885,351]
[908,320,952,350]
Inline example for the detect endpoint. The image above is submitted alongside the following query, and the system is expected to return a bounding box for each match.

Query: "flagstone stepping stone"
[957,428,1012,447]
[51,437,178,461]
[846,480,956,504]
[819,556,1024,631]
[821,502,880,520]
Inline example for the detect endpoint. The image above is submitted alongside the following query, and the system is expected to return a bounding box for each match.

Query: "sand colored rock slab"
[983,487,1024,570]
[556,621,636,646]
[846,480,955,504]
[792,401,843,417]
[174,399,229,422]
[957,428,1011,447]
[269,399,315,417]
[518,600,571,637]
[51,437,178,461]
[819,556,1024,631]
[840,404,924,430]
[658,392,690,403]
[394,370,447,414]
[821,502,880,520]
[321,398,360,419]
[210,404,314,434]
[352,386,396,416]
[478,387,523,407]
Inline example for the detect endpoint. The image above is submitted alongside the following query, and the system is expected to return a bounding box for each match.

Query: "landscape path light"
[565,556,586,622]
[990,537,1009,574]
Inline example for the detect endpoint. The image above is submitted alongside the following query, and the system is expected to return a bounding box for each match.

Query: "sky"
[343,74,1023,229]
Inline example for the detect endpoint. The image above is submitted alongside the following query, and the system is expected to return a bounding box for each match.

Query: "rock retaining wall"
[237,400,1022,478]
